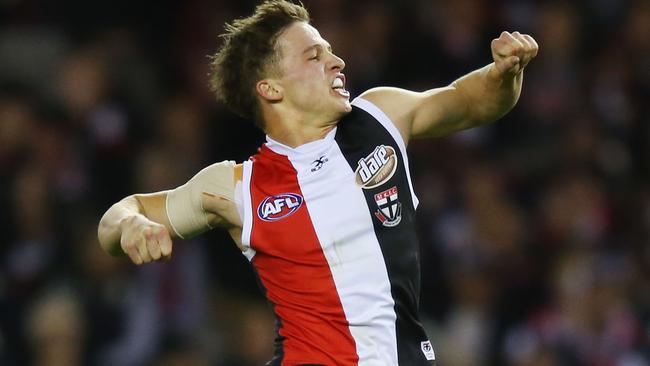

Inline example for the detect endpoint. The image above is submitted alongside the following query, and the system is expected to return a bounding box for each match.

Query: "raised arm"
[358,31,538,144]
[97,162,243,265]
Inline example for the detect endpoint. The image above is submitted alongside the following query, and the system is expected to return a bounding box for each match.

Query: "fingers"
[493,31,525,58]
[494,55,521,75]
[158,228,173,258]
[125,245,143,265]
[137,228,154,263]
[522,34,539,58]
[145,228,162,260]
[510,31,538,66]
[121,222,173,265]
[491,31,539,77]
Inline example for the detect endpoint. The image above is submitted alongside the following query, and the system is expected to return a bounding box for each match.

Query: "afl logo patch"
[355,145,398,189]
[257,193,303,222]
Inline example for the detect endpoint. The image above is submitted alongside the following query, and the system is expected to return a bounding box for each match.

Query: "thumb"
[494,55,520,77]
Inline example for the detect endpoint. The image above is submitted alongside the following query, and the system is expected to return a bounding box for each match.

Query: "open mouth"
[331,74,350,98]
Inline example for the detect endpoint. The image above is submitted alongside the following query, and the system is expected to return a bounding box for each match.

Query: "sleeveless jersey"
[239,97,435,366]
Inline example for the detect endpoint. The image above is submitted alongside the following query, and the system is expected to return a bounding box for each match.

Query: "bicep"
[357,85,471,141]
[164,160,239,239]
[410,86,471,138]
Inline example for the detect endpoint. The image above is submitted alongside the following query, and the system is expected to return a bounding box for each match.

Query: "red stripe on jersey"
[249,145,358,365]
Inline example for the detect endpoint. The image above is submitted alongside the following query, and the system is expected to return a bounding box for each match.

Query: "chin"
[324,99,352,121]
[334,104,352,119]
[340,100,353,113]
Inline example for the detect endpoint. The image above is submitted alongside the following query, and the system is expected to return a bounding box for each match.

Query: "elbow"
[97,215,123,257]
[96,197,137,257]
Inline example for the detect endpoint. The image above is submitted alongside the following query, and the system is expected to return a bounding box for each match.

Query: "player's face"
[274,22,351,122]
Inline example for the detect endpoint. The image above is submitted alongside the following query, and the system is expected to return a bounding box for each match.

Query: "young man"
[98,1,538,365]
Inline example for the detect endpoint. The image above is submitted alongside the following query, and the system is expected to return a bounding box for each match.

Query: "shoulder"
[357,87,425,114]
[184,160,243,194]
[354,87,425,145]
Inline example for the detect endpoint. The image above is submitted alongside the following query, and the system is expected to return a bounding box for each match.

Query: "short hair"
[209,0,310,127]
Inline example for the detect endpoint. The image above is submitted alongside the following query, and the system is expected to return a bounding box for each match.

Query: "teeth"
[332,78,343,88]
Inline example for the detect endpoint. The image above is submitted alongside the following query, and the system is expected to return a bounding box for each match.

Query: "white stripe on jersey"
[267,132,399,366]
[240,160,256,261]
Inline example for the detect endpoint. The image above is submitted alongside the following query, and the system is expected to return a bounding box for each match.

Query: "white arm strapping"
[165,160,236,239]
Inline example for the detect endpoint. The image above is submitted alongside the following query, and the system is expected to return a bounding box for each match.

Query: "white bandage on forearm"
[166,160,236,239]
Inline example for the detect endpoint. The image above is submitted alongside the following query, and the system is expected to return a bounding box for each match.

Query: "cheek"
[287,75,325,97]
[281,65,329,101]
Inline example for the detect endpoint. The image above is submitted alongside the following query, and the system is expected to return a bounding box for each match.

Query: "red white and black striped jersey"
[238,97,436,366]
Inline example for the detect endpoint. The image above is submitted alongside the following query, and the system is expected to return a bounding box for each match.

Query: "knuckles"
[492,31,539,57]
[120,217,172,265]
[153,225,169,237]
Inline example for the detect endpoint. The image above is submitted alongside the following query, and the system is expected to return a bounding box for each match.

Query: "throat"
[266,123,337,149]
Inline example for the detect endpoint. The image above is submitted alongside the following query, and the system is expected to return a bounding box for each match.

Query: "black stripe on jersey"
[335,106,434,365]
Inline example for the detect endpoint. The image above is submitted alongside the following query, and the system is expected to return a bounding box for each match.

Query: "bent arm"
[97,161,243,263]
[416,62,523,137]
[358,63,522,143]
[98,192,174,257]
[358,31,538,144]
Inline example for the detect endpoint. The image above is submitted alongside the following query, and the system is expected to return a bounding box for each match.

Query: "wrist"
[487,61,522,86]
[486,63,501,81]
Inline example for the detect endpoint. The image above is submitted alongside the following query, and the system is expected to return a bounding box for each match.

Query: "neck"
[264,111,339,148]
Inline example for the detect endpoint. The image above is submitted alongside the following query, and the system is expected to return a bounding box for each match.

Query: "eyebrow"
[302,43,333,55]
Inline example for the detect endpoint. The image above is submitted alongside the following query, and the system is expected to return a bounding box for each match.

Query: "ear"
[256,80,283,102]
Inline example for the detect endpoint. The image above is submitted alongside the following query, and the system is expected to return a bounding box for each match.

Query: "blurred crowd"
[0,0,648,365]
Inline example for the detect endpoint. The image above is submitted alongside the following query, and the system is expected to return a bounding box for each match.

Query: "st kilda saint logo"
[355,145,398,189]
[374,186,402,227]
[257,193,303,222]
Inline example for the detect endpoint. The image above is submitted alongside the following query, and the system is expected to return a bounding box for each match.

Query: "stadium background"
[1,0,649,365]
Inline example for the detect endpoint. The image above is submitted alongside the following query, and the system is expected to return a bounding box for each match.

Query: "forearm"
[452,62,523,125]
[97,195,144,256]
[365,31,535,140]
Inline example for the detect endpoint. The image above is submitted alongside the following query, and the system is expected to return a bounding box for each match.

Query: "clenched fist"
[120,215,172,265]
[491,31,539,79]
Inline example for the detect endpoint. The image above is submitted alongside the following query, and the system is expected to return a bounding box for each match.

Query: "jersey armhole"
[351,97,420,210]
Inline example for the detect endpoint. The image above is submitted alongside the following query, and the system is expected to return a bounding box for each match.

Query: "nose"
[329,52,346,71]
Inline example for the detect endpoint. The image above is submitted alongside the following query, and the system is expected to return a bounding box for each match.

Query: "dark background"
[0,0,648,365]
